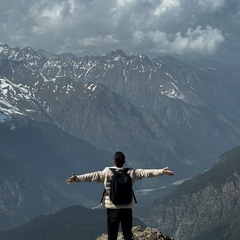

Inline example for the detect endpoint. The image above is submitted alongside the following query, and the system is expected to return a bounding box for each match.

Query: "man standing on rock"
[66,151,174,240]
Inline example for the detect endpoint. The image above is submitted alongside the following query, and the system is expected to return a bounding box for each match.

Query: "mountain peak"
[110,49,127,57]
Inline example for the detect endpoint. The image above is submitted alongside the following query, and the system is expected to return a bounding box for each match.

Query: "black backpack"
[101,168,137,205]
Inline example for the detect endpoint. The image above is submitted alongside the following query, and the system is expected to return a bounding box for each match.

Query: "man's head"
[114,151,125,167]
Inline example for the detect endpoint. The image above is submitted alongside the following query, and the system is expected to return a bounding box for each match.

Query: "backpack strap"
[100,168,114,203]
[132,191,137,204]
[100,189,106,203]
[109,168,116,173]
[124,168,137,203]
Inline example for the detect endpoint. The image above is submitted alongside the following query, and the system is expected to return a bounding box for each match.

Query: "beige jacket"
[75,166,164,209]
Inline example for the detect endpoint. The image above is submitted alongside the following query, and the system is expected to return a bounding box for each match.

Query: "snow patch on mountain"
[84,83,97,91]
[0,77,32,116]
[160,83,185,99]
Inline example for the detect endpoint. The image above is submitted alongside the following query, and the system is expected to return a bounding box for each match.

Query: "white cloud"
[154,0,180,16]
[198,0,227,12]
[80,35,119,47]
[133,31,145,44]
[116,0,136,8]
[0,0,239,62]
[28,1,66,35]
[173,26,225,54]
[138,25,225,56]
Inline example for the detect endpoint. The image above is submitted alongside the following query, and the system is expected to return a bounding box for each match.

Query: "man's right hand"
[66,172,78,184]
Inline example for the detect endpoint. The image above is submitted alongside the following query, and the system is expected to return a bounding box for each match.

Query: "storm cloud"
[0,0,239,62]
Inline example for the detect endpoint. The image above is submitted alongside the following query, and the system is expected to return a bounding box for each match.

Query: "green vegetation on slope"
[0,205,146,240]
[195,207,240,240]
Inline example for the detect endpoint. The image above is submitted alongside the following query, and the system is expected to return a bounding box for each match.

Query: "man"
[66,151,174,240]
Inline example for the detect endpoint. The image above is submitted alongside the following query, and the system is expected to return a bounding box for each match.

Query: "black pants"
[107,208,134,240]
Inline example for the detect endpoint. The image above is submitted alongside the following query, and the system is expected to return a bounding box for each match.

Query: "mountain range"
[1,44,240,171]
[0,117,111,230]
[1,144,239,240]
[136,145,240,240]
[1,43,240,233]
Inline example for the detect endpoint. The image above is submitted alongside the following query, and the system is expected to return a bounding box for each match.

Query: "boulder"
[97,226,173,240]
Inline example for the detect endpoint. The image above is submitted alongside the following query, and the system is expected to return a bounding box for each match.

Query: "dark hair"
[114,151,125,167]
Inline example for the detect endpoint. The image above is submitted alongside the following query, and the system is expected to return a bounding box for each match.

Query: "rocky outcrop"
[97,226,173,240]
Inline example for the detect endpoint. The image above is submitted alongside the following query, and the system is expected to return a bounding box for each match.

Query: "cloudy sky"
[0,0,239,62]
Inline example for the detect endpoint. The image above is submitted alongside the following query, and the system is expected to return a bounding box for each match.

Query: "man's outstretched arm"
[133,167,174,180]
[66,170,104,184]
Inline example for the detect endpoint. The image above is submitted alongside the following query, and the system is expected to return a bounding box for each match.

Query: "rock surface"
[96,226,173,240]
